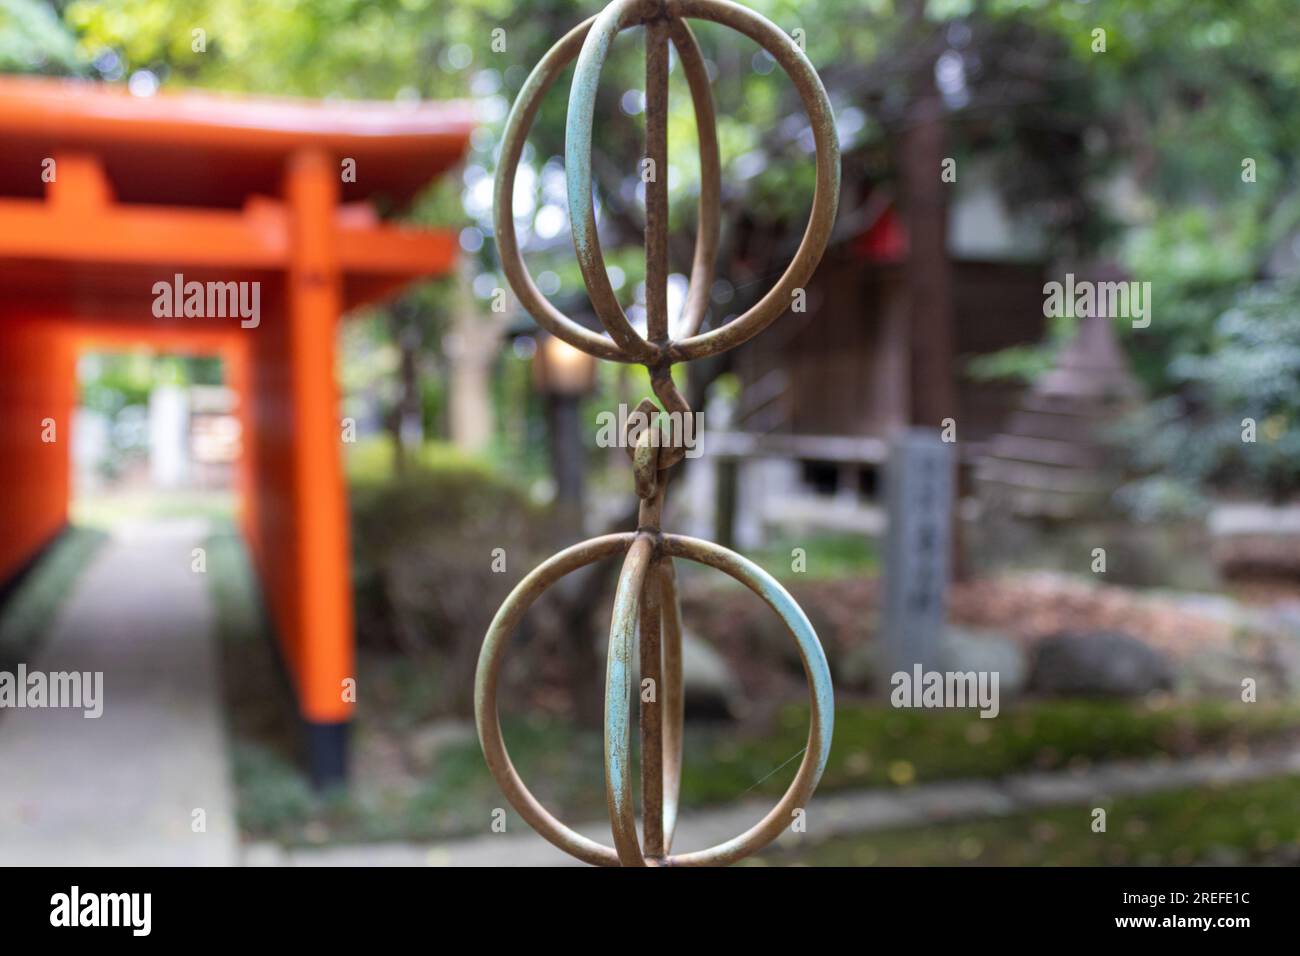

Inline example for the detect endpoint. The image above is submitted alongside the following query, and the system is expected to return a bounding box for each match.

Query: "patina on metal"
[476,0,840,867]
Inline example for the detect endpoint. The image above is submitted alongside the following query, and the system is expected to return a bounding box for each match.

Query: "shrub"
[1117,277,1300,506]
[349,440,560,716]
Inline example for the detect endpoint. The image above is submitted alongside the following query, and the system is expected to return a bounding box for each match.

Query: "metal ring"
[605,533,653,865]
[601,532,834,866]
[476,533,633,866]
[655,534,833,865]
[494,18,627,363]
[605,537,687,863]
[565,1,722,352]
[662,0,840,362]
[496,8,721,363]
[657,557,685,849]
[475,532,687,866]
[668,17,722,339]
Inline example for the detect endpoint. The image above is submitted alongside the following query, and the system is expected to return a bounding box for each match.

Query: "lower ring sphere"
[474,532,834,867]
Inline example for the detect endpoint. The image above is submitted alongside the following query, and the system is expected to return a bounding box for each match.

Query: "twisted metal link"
[476,0,839,866]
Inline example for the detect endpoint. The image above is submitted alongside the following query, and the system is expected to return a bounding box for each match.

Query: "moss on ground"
[755,775,1300,866]
[0,526,109,671]
[682,698,1300,804]
[205,517,1300,849]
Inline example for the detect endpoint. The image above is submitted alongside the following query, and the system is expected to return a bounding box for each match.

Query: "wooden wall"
[735,253,1046,445]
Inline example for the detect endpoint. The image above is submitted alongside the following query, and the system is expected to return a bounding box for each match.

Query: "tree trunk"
[446,270,503,455]
[898,35,965,581]
[899,63,956,429]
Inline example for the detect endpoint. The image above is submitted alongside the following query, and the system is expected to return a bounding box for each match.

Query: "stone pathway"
[0,518,237,865]
[258,744,1300,867]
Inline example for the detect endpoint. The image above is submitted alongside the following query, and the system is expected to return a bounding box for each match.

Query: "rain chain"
[475,0,840,866]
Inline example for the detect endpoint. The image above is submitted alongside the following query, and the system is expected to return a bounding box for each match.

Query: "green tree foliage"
[0,0,80,72]
[1010,0,1300,368]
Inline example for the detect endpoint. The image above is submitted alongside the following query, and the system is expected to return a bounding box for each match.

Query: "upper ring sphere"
[494,0,841,365]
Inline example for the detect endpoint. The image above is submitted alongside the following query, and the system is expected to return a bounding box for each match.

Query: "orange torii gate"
[0,77,473,783]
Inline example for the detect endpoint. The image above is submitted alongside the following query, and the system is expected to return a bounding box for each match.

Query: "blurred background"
[2,0,1300,866]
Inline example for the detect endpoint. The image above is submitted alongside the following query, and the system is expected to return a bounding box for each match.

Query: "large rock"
[1175,646,1283,701]
[835,627,1028,696]
[1267,635,1300,696]
[630,629,744,721]
[941,627,1029,696]
[1246,602,1300,695]
[837,640,879,692]
[681,630,744,720]
[1029,630,1174,698]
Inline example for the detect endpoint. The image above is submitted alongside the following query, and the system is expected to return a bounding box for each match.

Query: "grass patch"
[345,437,491,488]
[748,531,879,582]
[205,523,312,839]
[0,526,108,670]
[681,698,1300,803]
[760,774,1300,866]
